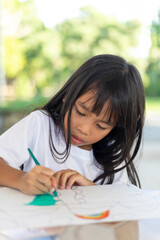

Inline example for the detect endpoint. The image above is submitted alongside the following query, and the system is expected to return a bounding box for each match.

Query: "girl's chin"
[78,145,92,150]
[72,143,92,151]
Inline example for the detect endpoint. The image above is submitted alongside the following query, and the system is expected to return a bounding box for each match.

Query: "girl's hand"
[54,169,95,190]
[19,166,55,195]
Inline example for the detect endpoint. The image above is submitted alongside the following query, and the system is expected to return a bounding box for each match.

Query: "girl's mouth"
[71,135,84,144]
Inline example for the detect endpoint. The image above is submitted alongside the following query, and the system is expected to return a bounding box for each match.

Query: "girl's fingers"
[54,170,67,188]
[66,174,83,189]
[31,185,46,195]
[20,168,54,195]
[26,179,50,195]
[36,173,52,190]
[53,169,95,190]
[66,174,95,189]
[28,166,55,192]
[54,170,77,189]
[34,178,51,193]
[58,171,77,189]
[51,177,57,190]
[32,165,54,177]
[54,171,64,188]
[21,168,95,195]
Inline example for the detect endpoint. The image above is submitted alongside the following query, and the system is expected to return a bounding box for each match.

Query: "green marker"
[27,148,58,197]
[28,148,40,165]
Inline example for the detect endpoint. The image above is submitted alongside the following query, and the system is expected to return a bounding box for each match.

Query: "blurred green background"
[0,0,160,133]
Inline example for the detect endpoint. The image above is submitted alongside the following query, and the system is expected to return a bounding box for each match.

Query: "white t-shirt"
[0,110,128,184]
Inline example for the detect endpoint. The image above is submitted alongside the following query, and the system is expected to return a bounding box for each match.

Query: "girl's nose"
[77,122,91,136]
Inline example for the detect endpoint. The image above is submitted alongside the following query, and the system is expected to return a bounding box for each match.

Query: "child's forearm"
[0,157,55,195]
[0,157,24,190]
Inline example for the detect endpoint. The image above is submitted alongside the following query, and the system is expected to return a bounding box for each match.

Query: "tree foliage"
[4,0,142,100]
[146,10,160,96]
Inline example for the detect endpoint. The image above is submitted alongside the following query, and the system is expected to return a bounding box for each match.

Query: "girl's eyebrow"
[77,102,114,126]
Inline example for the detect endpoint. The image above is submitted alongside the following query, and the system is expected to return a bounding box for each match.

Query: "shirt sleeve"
[0,111,39,169]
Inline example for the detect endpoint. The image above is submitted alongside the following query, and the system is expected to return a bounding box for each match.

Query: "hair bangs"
[82,87,117,127]
[92,93,127,129]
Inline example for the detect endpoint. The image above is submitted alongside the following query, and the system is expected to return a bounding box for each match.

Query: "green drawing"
[26,193,59,206]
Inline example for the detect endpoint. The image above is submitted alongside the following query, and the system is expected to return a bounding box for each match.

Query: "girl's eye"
[75,107,85,116]
[97,124,106,130]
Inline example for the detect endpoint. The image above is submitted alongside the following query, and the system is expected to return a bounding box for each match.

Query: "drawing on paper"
[26,187,109,220]
[0,184,160,230]
[75,210,110,219]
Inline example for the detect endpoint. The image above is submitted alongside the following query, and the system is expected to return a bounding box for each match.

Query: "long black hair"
[42,54,145,187]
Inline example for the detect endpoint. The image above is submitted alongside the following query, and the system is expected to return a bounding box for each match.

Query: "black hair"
[42,54,145,187]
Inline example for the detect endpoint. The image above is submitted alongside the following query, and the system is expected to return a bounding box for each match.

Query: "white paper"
[0,183,160,230]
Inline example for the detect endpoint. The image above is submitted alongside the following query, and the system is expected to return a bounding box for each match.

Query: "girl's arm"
[0,157,55,195]
[0,157,25,189]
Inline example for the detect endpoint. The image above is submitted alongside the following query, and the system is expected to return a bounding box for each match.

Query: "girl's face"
[64,91,115,151]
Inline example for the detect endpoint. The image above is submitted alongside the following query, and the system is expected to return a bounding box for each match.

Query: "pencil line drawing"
[0,184,160,230]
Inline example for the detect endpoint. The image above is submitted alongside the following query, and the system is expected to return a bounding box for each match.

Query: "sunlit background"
[35,0,160,58]
[0,0,160,189]
[1,0,160,106]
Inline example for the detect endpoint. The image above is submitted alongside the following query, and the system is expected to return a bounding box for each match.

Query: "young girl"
[0,54,145,195]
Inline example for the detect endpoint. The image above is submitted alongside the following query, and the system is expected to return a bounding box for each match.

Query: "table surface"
[0,219,160,240]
